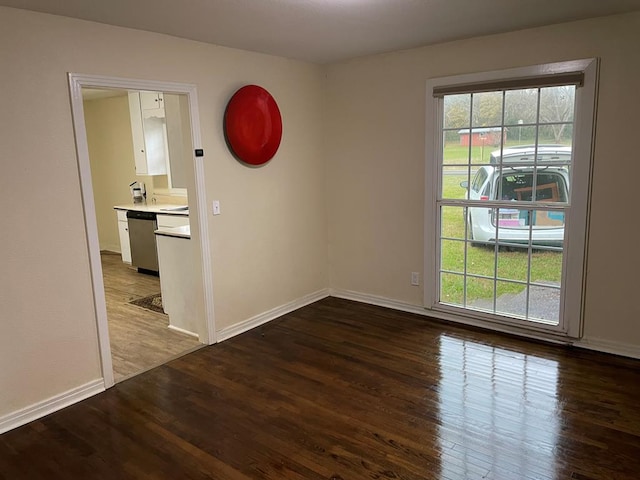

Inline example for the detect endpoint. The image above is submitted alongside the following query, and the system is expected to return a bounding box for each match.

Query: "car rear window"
[497,172,568,202]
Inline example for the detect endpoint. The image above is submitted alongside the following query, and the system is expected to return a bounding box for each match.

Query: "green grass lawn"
[440,173,563,306]
[443,144,494,164]
[442,139,566,166]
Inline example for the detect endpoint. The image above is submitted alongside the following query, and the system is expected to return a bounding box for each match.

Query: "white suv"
[461,146,570,247]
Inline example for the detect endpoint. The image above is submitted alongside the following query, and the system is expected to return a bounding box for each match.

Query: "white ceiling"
[2,0,640,64]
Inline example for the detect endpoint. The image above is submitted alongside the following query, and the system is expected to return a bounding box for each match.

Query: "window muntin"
[426,60,597,338]
[438,84,574,325]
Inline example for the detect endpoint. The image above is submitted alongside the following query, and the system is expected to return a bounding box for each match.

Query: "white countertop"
[114,203,189,216]
[154,224,191,239]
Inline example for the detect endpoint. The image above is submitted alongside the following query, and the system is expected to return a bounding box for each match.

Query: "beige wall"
[84,94,137,252]
[2,4,638,424]
[325,12,640,349]
[0,7,327,418]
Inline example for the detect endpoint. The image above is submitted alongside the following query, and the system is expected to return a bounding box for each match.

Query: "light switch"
[212,200,221,215]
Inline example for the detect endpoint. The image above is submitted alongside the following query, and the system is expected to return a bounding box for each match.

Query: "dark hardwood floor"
[1,297,639,479]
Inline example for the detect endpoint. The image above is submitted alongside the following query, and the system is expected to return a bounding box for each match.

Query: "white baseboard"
[2,292,634,437]
[331,288,571,344]
[217,288,331,342]
[576,337,640,360]
[0,379,104,435]
[331,288,428,316]
[330,288,640,359]
[167,324,199,339]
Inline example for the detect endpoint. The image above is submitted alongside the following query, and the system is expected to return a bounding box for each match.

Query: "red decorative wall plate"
[224,85,282,166]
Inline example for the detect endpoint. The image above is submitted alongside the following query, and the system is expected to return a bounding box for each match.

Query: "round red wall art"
[224,85,283,166]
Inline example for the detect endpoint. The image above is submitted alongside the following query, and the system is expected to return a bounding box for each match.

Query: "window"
[425,60,598,338]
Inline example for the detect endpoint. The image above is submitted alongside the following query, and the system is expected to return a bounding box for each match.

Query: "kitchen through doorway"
[69,74,215,387]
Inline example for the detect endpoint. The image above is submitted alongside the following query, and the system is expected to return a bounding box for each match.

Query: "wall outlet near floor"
[411,272,420,286]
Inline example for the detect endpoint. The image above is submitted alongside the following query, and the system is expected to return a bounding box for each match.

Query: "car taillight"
[480,195,489,200]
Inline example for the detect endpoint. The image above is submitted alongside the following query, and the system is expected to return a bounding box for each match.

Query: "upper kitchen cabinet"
[139,92,164,110]
[128,91,190,189]
[128,91,168,176]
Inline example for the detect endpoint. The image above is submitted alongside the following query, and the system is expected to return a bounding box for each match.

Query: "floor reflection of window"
[437,335,559,479]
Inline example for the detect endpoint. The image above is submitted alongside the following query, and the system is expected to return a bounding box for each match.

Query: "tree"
[444,94,470,128]
[443,94,470,143]
[442,86,575,145]
[472,91,502,127]
[539,86,575,144]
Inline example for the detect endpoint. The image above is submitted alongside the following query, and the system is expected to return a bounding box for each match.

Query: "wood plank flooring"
[102,251,202,382]
[2,297,640,479]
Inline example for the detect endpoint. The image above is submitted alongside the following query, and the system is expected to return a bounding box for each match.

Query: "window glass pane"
[469,128,501,163]
[467,244,495,278]
[444,94,471,129]
[494,280,528,318]
[443,141,472,166]
[465,276,495,311]
[440,272,465,306]
[497,248,530,282]
[449,132,495,165]
[441,206,466,239]
[504,88,538,125]
[527,284,560,324]
[471,168,488,193]
[529,207,566,229]
[530,250,563,287]
[472,91,503,127]
[538,123,573,146]
[442,174,470,201]
[441,239,465,273]
[495,207,532,247]
[497,171,569,204]
[480,179,491,197]
[504,125,533,148]
[493,205,526,229]
[534,144,572,167]
[539,86,575,124]
[492,208,565,248]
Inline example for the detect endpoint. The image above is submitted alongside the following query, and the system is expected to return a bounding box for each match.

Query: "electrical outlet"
[411,272,420,286]
[212,200,221,215]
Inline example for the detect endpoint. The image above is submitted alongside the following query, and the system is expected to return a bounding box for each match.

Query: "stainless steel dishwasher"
[126,210,159,274]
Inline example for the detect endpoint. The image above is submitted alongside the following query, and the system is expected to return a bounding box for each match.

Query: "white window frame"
[424,59,599,339]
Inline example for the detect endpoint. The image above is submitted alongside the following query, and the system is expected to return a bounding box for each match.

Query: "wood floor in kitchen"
[101,251,202,382]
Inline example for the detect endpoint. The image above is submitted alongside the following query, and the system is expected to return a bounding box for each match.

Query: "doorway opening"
[68,74,216,388]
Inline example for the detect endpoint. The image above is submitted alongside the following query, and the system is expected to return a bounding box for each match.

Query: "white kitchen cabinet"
[116,210,131,264]
[128,91,168,176]
[157,214,189,229]
[155,228,199,339]
[139,92,163,110]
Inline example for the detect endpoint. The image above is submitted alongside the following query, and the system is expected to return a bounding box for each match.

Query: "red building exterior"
[458,127,506,146]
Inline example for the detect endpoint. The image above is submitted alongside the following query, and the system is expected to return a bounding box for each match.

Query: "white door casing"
[68,73,217,389]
